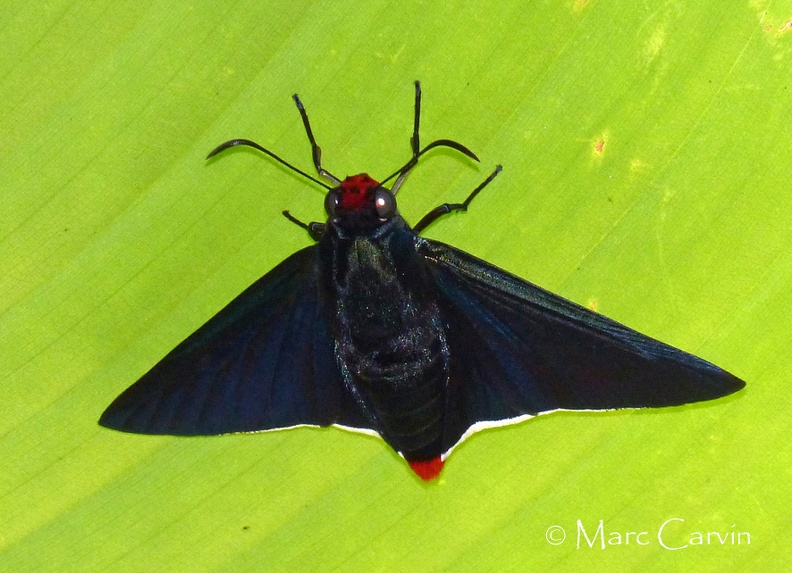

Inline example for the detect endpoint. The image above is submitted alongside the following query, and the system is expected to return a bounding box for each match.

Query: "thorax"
[317,220,448,402]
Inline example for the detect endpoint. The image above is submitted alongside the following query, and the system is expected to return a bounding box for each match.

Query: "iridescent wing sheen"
[416,239,745,455]
[99,246,374,436]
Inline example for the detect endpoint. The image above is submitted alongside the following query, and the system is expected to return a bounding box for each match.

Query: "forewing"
[100,246,373,436]
[416,239,745,452]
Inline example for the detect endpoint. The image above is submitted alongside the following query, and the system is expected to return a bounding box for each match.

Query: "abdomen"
[321,231,450,461]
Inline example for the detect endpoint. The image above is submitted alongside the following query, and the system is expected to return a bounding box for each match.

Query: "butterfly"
[100,82,745,480]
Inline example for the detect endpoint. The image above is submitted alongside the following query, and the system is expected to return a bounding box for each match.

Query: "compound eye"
[324,190,341,216]
[373,187,397,219]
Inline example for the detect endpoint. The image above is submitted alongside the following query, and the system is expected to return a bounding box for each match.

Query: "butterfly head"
[324,173,398,234]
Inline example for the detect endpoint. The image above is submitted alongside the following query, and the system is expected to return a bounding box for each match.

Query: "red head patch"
[338,173,380,211]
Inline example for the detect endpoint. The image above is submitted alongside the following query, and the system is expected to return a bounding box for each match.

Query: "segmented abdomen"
[327,234,450,460]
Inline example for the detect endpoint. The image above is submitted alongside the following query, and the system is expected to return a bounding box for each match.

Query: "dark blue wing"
[416,239,745,453]
[100,246,373,436]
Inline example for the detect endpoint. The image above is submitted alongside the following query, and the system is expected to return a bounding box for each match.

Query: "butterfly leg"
[390,82,424,194]
[292,94,342,186]
[386,82,480,193]
[409,81,423,160]
[413,165,503,233]
[282,210,326,241]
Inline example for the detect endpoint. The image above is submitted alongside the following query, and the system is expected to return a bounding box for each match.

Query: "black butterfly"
[100,82,745,480]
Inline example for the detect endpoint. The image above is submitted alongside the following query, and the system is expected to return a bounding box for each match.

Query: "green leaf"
[1,0,788,570]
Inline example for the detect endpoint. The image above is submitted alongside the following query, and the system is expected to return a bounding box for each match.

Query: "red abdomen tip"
[408,457,445,481]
